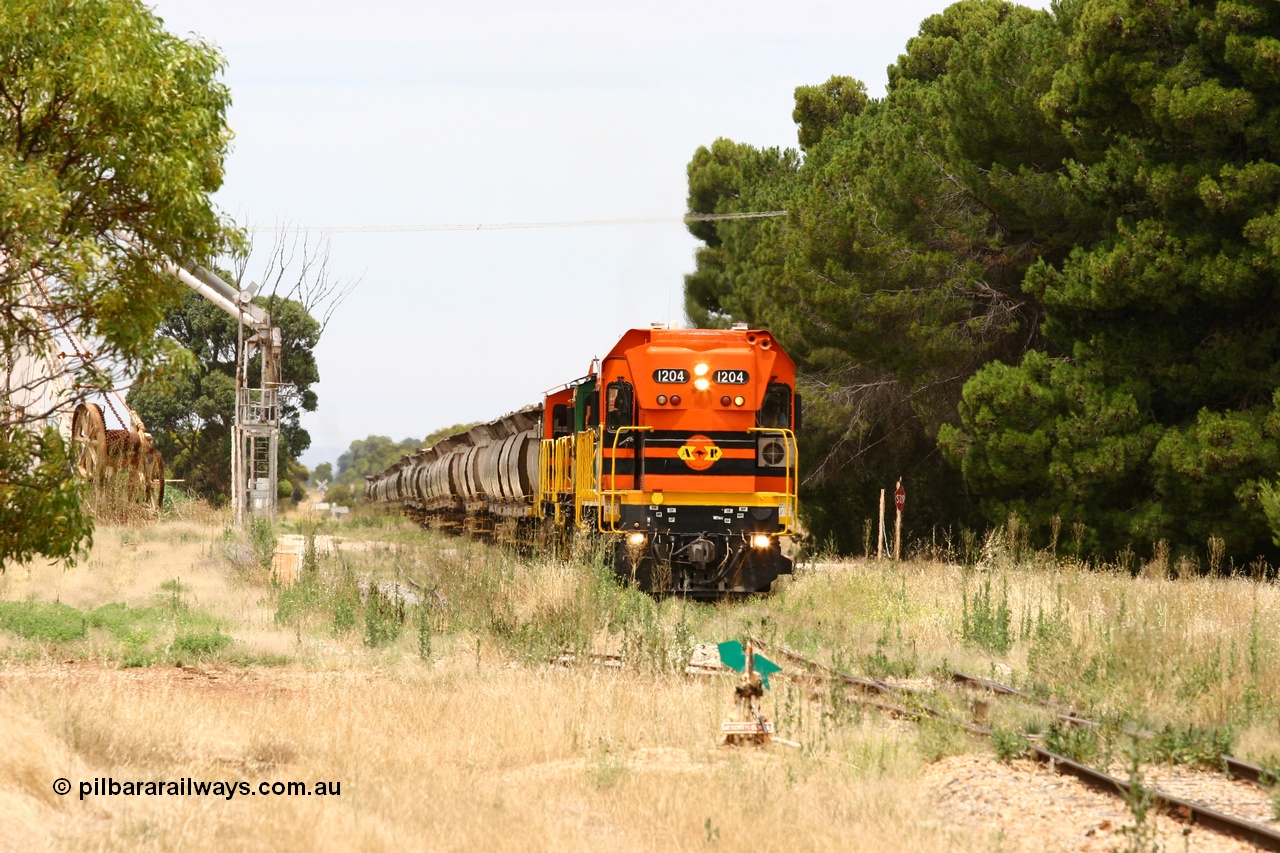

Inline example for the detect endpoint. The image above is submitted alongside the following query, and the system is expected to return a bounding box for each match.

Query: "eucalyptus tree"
[0,0,234,563]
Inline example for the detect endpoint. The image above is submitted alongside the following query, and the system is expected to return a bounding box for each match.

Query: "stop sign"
[894,487,905,511]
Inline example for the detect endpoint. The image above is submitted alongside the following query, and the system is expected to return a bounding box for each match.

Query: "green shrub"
[364,586,403,648]
[991,728,1030,763]
[417,598,433,662]
[171,630,233,660]
[961,574,1012,654]
[1146,724,1234,769]
[1042,722,1103,765]
[0,601,86,642]
[250,518,277,570]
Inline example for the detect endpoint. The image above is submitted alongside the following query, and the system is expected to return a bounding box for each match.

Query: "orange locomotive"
[367,325,799,596]
[539,325,799,595]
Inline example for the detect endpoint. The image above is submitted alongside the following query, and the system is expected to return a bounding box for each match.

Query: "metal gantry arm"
[113,231,282,525]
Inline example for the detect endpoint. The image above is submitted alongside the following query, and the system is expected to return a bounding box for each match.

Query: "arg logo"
[677,435,722,471]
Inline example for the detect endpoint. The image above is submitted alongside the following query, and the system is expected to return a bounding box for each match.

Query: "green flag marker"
[716,641,781,689]
[755,655,781,689]
[717,641,746,672]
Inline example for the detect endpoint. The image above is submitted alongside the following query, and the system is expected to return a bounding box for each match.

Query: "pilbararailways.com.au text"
[55,777,341,801]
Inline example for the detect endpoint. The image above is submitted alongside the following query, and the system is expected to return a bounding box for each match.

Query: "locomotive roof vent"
[650,322,669,329]
[732,322,749,330]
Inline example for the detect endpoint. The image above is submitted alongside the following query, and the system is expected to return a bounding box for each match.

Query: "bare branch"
[236,221,360,335]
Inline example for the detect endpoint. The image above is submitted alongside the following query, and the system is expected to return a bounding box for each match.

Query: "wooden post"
[894,477,903,561]
[877,488,886,560]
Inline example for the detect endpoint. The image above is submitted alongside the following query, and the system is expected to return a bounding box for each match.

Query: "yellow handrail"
[555,435,572,495]
[748,427,799,535]
[573,429,597,529]
[597,425,654,532]
[537,435,578,526]
[537,438,554,509]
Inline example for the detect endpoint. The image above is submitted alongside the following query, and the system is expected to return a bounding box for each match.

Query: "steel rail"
[555,642,1280,845]
[1028,746,1280,851]
[950,670,1276,788]
[1224,756,1271,785]
[749,638,922,697]
[752,641,1280,849]
[950,670,1140,733]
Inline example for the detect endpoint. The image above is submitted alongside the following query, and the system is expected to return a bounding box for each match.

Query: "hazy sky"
[145,0,1052,470]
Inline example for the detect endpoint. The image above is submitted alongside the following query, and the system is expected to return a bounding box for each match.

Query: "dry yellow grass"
[756,556,1280,755]
[0,518,968,852]
[0,660,964,853]
[2,514,1280,851]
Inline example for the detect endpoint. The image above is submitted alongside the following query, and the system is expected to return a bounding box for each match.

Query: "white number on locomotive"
[713,369,749,384]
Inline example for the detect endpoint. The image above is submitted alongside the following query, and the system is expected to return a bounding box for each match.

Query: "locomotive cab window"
[574,379,598,432]
[757,383,792,429]
[551,404,572,438]
[605,380,634,433]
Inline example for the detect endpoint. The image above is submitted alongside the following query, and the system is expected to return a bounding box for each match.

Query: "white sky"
[146,0,1053,470]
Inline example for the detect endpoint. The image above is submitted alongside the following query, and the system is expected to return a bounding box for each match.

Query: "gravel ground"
[1135,764,1278,831]
[922,754,1273,852]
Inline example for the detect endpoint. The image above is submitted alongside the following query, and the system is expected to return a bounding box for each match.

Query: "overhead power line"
[246,210,787,235]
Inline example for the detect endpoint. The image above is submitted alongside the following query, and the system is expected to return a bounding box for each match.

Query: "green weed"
[991,728,1029,764]
[364,586,404,648]
[861,627,918,678]
[171,630,233,661]
[961,574,1011,654]
[249,518,276,570]
[88,603,157,646]
[915,716,969,762]
[303,525,319,578]
[1115,749,1161,853]
[1025,594,1073,678]
[1042,722,1102,765]
[586,738,628,790]
[0,601,86,642]
[0,597,234,665]
[1145,724,1234,769]
[331,569,361,634]
[417,598,433,662]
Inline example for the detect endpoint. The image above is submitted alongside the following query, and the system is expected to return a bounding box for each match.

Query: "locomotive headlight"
[751,534,772,549]
[694,377,710,391]
[734,396,745,406]
[627,531,647,547]
[656,394,668,405]
[694,362,709,376]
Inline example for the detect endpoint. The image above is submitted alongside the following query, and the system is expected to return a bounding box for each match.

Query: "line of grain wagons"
[364,406,542,528]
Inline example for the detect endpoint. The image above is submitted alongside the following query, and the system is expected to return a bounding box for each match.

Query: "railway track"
[948,669,1274,786]
[557,640,1280,849]
[759,640,1280,851]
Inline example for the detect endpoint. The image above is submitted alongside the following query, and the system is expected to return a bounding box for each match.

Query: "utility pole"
[894,478,905,561]
[877,488,886,560]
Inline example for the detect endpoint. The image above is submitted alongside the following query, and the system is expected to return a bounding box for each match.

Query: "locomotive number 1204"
[653,368,689,383]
